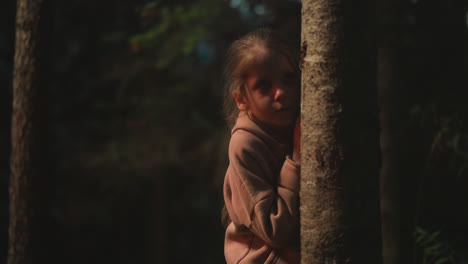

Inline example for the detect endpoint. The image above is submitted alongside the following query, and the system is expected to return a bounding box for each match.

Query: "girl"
[222,28,301,264]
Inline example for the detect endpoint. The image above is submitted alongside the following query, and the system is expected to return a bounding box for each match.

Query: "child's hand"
[292,118,300,163]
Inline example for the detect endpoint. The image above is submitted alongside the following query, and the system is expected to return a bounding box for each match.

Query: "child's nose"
[273,86,285,101]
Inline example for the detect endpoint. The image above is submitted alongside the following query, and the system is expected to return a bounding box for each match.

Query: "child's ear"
[233,92,248,111]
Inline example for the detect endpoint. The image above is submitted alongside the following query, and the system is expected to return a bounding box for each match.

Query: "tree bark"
[300,0,382,263]
[8,1,51,264]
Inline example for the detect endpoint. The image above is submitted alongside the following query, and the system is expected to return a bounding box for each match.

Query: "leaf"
[434,257,449,264]
[425,242,443,254]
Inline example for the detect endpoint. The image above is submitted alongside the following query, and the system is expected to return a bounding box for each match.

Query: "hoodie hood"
[232,111,293,157]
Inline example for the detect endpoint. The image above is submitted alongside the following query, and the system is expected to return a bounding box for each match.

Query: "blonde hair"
[222,28,299,128]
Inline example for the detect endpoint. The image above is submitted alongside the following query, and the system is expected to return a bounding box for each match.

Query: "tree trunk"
[147,169,168,264]
[377,0,416,263]
[300,0,382,263]
[8,1,51,264]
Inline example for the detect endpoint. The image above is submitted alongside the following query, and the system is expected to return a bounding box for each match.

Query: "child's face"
[236,51,299,127]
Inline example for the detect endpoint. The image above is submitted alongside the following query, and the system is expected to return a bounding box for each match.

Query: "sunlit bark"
[300,0,382,263]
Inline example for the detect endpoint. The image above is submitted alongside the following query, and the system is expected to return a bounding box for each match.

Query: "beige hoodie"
[224,112,300,264]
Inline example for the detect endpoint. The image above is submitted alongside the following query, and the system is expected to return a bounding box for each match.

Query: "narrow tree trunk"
[378,24,401,264]
[300,0,382,263]
[8,1,50,264]
[148,169,168,264]
[377,1,413,263]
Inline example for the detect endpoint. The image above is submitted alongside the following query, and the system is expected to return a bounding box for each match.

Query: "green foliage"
[129,0,221,69]
[48,2,239,263]
[79,0,245,174]
[414,227,468,264]
[411,104,468,178]
[411,106,468,264]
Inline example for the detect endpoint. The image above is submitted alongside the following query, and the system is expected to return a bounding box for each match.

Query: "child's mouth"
[275,107,290,112]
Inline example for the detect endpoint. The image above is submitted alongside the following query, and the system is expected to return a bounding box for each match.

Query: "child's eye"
[255,80,272,92]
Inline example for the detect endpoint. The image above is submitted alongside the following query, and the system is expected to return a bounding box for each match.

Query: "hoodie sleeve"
[226,130,300,248]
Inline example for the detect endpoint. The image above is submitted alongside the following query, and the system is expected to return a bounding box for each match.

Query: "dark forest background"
[0,0,467,263]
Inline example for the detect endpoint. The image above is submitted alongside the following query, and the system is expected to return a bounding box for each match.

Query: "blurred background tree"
[0,0,467,264]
